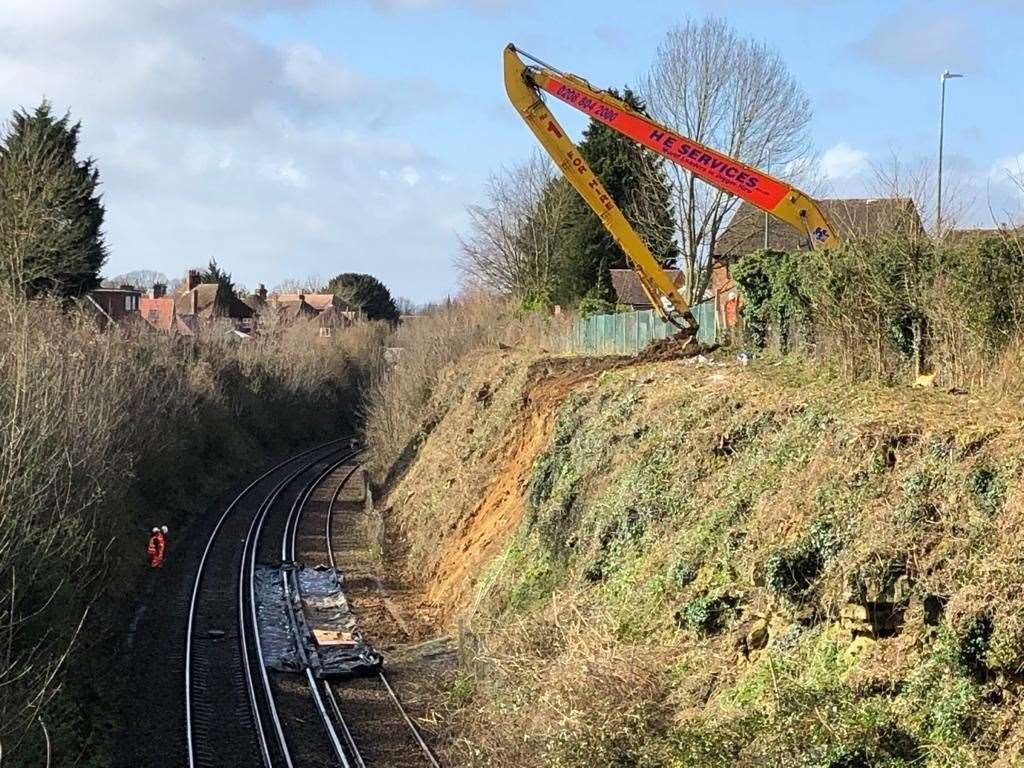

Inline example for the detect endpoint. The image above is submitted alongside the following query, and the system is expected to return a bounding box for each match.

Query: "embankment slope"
[383,348,1024,767]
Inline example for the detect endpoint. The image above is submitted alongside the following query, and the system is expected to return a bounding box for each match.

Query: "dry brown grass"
[0,293,379,761]
[362,293,570,479]
[445,596,675,768]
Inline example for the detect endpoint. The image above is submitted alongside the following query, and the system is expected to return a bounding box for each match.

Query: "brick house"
[710,197,925,330]
[609,268,687,312]
[139,283,176,332]
[140,270,254,336]
[87,285,142,327]
[272,292,361,337]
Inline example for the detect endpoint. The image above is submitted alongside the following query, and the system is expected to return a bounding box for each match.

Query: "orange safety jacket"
[147,533,166,567]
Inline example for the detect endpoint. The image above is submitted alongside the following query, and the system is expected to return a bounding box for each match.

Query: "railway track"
[185,441,355,768]
[296,462,442,768]
[185,445,438,767]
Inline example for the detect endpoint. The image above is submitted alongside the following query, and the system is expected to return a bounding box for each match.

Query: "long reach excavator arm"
[503,44,838,327]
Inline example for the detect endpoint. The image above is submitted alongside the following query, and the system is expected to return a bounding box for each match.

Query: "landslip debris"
[256,564,383,679]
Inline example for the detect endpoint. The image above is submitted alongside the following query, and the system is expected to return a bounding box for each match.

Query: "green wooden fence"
[569,303,717,356]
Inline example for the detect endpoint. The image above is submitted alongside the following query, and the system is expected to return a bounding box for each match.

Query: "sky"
[0,0,1021,302]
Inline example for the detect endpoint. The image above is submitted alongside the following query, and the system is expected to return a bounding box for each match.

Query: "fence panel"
[570,304,719,356]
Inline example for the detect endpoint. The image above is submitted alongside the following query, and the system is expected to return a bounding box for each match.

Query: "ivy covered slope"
[392,349,1024,767]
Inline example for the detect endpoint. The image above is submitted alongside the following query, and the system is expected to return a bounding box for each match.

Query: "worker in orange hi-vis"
[147,526,167,569]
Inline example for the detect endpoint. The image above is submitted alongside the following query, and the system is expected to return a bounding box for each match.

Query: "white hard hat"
[161,526,169,534]
[152,527,160,533]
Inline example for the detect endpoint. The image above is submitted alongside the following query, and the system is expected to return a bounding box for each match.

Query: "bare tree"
[870,152,971,237]
[457,152,574,303]
[638,18,812,306]
[273,275,323,294]
[989,157,1024,259]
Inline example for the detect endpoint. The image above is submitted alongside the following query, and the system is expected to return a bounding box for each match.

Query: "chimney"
[298,292,305,302]
[186,269,201,292]
[150,283,166,299]
[257,283,267,302]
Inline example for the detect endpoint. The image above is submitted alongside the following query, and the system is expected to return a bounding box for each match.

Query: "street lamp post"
[937,70,963,237]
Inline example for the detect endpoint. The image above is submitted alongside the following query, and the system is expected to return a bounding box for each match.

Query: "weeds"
[0,292,378,762]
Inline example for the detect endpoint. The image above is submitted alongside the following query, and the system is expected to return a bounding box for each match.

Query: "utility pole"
[937,70,963,238]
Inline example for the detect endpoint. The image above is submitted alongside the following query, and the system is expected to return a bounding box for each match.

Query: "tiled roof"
[174,283,253,320]
[715,197,924,257]
[275,293,338,312]
[274,298,318,321]
[610,268,686,308]
[139,297,175,331]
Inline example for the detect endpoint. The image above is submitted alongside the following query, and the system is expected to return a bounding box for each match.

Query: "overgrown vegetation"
[0,294,382,764]
[362,294,567,479]
[375,335,1024,767]
[732,230,1024,387]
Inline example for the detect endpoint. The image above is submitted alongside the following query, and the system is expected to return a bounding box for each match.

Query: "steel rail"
[244,448,356,767]
[240,452,346,767]
[323,464,443,768]
[281,456,357,768]
[185,438,347,768]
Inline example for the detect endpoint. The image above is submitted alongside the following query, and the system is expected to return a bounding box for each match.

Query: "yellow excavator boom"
[503,44,839,326]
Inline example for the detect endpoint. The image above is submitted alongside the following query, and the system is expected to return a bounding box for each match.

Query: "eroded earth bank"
[372,346,1024,768]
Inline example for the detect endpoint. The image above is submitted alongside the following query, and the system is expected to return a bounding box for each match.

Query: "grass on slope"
[391,349,1024,767]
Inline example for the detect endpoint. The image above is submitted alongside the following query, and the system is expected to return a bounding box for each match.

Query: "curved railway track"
[309,463,442,768]
[185,441,354,768]
[185,446,439,768]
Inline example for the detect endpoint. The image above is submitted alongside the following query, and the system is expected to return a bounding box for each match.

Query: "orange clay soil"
[425,356,627,610]
[423,360,584,602]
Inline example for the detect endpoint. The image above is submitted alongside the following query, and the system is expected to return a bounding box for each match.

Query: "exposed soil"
[412,352,657,616]
[636,327,714,362]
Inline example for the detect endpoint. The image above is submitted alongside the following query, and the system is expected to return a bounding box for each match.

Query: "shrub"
[0,292,378,762]
[362,294,567,479]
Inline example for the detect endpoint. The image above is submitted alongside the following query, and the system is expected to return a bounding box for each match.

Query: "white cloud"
[283,43,364,106]
[400,166,421,187]
[262,158,309,188]
[369,0,510,10]
[0,1,466,300]
[851,4,982,75]
[821,142,870,180]
[990,153,1024,183]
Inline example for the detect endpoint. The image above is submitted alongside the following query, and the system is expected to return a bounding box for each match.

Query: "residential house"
[87,285,142,327]
[140,270,254,336]
[139,283,177,332]
[609,268,687,312]
[711,197,925,329]
[271,293,319,323]
[175,270,255,330]
[272,291,361,337]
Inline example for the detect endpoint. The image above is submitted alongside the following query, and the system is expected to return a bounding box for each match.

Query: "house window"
[319,326,332,338]
[124,295,138,312]
[148,309,159,323]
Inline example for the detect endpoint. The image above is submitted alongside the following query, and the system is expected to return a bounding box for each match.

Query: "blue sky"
[1,0,1021,301]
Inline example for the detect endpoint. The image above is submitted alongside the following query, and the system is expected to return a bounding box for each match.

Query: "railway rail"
[304,461,442,768]
[184,443,438,768]
[185,441,354,768]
